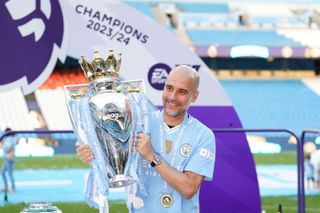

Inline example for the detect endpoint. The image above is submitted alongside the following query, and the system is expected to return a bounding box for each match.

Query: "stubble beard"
[164,107,186,119]
[163,99,187,119]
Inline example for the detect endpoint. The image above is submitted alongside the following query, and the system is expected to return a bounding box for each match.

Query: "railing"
[211,128,304,213]
[0,130,74,142]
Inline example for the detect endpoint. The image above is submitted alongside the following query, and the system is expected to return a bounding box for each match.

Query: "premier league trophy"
[64,49,152,189]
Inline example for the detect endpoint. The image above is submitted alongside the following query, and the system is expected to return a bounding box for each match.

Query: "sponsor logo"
[147,63,171,90]
[199,148,215,161]
[147,63,201,90]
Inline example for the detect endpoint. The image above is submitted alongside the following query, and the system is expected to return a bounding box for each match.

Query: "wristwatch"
[151,154,162,167]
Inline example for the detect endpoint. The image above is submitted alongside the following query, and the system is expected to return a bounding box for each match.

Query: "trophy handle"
[64,84,92,145]
[120,79,146,94]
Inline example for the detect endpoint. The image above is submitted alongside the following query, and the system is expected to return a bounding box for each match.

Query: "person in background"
[316,157,320,191]
[310,148,320,191]
[0,127,17,193]
[305,154,315,190]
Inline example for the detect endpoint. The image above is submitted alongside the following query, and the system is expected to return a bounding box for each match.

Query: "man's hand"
[76,144,94,164]
[136,133,155,162]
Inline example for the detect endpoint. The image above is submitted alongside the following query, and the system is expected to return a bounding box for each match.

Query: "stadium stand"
[221,80,320,135]
[39,69,87,89]
[1,0,319,145]
[186,29,303,46]
[249,16,308,29]
[0,88,33,130]
[277,29,320,47]
[35,89,73,131]
[177,13,238,28]
[124,1,155,18]
[231,3,299,17]
[175,2,230,13]
[302,78,320,96]
[32,70,86,140]
[123,0,320,55]
[2,0,315,135]
[35,70,87,132]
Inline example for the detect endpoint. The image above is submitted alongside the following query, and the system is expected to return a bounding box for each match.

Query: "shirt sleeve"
[184,129,216,181]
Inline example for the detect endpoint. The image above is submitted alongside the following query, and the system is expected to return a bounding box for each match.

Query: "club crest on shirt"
[180,143,192,157]
[165,140,173,154]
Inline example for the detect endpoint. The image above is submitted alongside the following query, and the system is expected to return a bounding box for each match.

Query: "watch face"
[154,155,161,164]
[151,154,162,167]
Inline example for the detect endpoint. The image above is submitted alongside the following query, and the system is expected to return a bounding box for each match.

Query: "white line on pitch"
[16,180,73,187]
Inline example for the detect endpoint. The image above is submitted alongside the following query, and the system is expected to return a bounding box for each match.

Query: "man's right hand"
[76,144,94,164]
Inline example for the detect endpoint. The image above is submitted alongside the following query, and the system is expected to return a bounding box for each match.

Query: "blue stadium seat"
[250,15,309,28]
[221,80,320,135]
[178,13,238,27]
[176,3,229,13]
[124,1,154,18]
[187,30,303,46]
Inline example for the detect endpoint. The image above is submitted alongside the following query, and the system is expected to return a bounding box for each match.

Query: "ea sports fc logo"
[147,63,171,90]
[147,63,201,90]
[0,0,66,94]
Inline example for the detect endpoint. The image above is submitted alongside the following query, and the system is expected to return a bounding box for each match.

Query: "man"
[311,149,320,190]
[77,65,215,212]
[305,154,315,190]
[0,127,16,193]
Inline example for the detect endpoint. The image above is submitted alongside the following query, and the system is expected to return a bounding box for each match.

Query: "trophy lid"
[79,49,122,83]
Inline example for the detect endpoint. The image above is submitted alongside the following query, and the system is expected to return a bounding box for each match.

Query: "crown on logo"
[78,49,122,82]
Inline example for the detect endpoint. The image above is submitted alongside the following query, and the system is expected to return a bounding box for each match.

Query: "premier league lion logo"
[0,0,66,94]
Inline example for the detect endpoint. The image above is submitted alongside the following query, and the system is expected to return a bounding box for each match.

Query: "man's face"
[162,71,198,119]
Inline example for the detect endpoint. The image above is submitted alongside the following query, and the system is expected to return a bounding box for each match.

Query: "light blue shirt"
[1,135,16,160]
[305,160,315,179]
[129,110,215,213]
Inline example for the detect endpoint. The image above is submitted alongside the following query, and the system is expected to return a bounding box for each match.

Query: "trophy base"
[109,175,135,188]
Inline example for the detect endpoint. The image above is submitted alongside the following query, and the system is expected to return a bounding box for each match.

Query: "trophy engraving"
[65,49,147,188]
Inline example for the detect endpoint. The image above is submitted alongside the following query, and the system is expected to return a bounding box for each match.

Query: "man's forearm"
[154,160,203,199]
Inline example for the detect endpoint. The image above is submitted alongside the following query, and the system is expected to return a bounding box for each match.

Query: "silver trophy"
[64,50,149,188]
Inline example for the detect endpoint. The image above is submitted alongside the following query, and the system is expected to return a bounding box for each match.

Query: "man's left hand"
[136,133,155,162]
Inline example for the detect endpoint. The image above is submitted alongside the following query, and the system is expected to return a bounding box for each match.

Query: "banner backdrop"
[1,0,260,212]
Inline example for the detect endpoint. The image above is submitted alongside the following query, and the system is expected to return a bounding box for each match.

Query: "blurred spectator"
[0,127,17,193]
[311,149,320,191]
[304,154,315,190]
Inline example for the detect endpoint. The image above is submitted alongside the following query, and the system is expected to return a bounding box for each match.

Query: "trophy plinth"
[20,202,62,213]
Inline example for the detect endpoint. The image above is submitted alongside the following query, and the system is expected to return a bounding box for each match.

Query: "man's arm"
[136,133,205,199]
[155,161,204,199]
[76,134,207,199]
